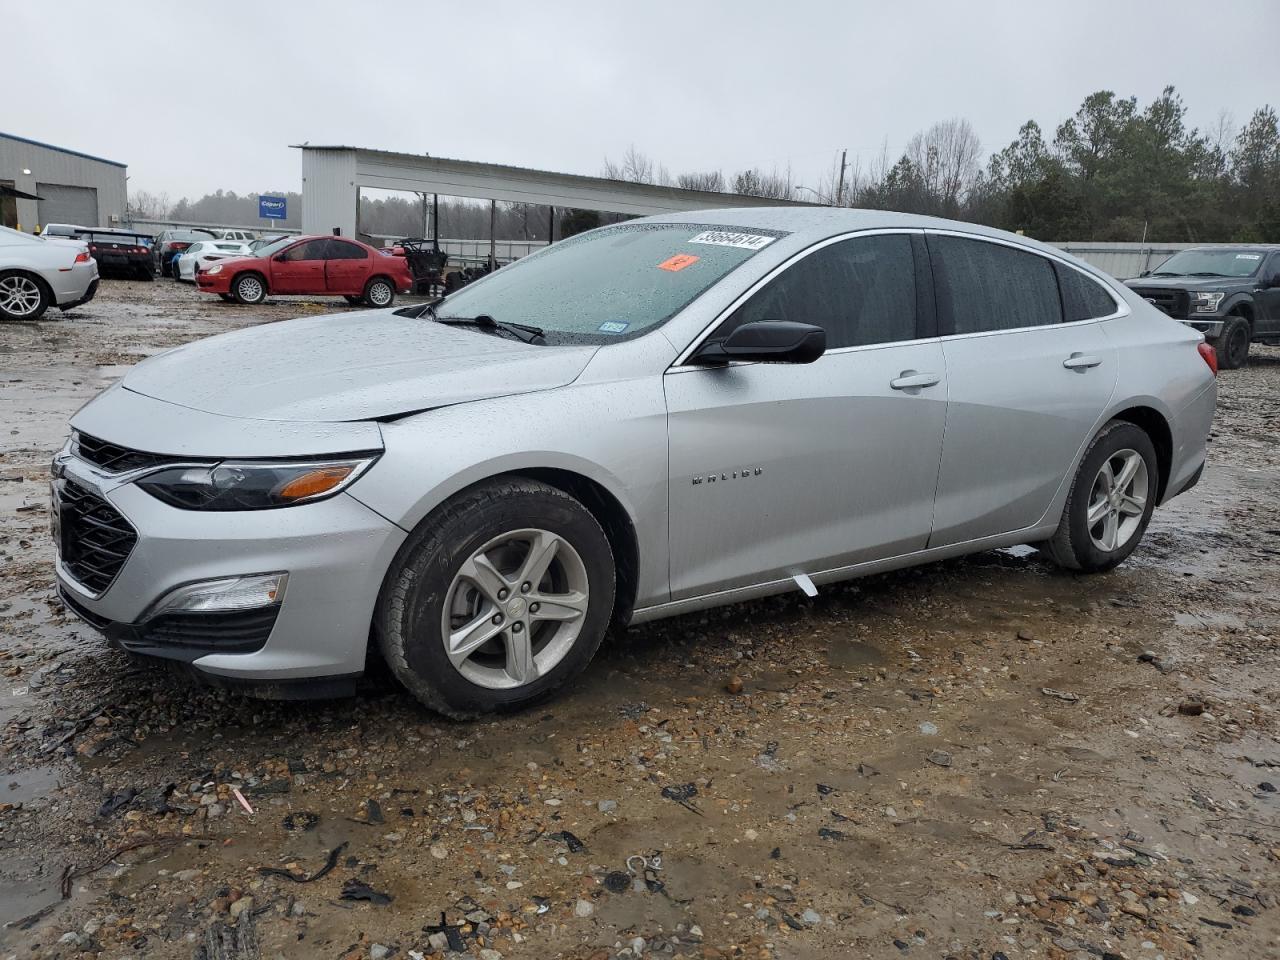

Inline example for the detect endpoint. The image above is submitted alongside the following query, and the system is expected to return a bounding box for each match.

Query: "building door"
[36,183,98,228]
[0,182,16,229]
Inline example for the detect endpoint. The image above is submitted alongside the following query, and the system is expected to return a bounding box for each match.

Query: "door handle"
[890,371,941,390]
[1062,353,1102,370]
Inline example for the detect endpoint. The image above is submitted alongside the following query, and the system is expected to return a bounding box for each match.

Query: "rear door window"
[930,235,1063,335]
[1056,264,1118,322]
[279,239,328,262]
[719,233,921,349]
[328,240,368,260]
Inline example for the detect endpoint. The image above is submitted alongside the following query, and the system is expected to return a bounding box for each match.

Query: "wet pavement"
[1,280,1278,960]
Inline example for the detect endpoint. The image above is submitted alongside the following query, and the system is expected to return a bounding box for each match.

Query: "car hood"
[1124,276,1248,289]
[122,310,598,422]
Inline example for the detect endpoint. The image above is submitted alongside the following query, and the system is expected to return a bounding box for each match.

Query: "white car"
[176,240,252,282]
[215,229,256,243]
[0,226,99,321]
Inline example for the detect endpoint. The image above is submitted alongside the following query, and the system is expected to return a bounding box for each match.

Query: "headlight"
[1190,291,1224,314]
[207,264,224,275]
[137,456,377,511]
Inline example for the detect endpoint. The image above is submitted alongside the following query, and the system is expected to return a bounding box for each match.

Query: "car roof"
[642,206,1041,243]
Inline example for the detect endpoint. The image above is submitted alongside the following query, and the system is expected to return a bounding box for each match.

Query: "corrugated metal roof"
[0,132,126,168]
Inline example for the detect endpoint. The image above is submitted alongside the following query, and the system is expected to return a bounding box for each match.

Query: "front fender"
[347,377,671,608]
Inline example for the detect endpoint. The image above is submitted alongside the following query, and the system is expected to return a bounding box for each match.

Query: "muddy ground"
[1,280,1278,960]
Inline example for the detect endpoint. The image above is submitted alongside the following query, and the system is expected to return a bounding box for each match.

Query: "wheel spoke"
[530,589,588,623]
[1096,461,1115,494]
[1102,511,1119,551]
[447,614,504,667]
[504,629,538,684]
[1113,453,1140,495]
[517,530,561,589]
[1118,494,1145,517]
[1087,496,1110,526]
[458,551,510,606]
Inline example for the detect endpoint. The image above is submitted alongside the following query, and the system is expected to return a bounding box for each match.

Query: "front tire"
[1041,421,1159,573]
[231,272,267,305]
[363,276,395,308]
[1215,316,1249,370]
[0,271,50,321]
[376,478,615,718]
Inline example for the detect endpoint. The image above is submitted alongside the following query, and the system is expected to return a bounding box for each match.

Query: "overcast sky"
[6,0,1278,202]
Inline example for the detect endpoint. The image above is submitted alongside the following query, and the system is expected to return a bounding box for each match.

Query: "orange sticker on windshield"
[658,254,700,272]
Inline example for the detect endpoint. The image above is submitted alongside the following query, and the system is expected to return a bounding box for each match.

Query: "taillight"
[74,251,91,264]
[1197,342,1218,376]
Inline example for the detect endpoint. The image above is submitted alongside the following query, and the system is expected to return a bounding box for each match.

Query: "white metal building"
[296,145,801,240]
[0,132,128,232]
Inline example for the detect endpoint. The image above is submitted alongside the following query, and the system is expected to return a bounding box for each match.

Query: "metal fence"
[1047,242,1200,279]
[122,217,301,237]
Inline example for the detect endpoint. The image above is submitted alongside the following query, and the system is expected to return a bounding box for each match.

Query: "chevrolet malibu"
[54,209,1218,717]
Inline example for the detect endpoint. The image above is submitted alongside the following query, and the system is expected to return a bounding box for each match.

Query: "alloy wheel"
[1086,448,1148,552]
[368,280,392,306]
[237,276,264,302]
[0,275,43,317]
[440,528,589,690]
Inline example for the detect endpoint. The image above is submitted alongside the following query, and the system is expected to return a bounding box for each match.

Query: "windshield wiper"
[1187,271,1228,277]
[1148,271,1180,277]
[433,314,545,344]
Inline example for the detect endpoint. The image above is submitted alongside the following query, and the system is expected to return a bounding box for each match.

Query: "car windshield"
[214,243,246,252]
[253,236,296,258]
[434,223,785,344]
[1153,249,1266,278]
[171,230,215,242]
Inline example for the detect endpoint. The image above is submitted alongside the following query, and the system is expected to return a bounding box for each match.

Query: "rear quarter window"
[1056,264,1118,322]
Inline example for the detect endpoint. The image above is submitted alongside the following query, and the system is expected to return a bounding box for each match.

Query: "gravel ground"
[1,280,1278,960]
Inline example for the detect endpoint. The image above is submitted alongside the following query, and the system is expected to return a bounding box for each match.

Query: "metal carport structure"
[294,144,804,249]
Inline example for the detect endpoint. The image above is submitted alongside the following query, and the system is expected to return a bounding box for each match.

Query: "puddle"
[2,764,64,807]
[827,638,887,668]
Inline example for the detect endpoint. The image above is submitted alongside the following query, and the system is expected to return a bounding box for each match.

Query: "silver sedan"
[55,209,1217,715]
[0,226,99,321]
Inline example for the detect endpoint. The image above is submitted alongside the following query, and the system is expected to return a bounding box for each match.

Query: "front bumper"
[53,446,406,682]
[196,270,232,293]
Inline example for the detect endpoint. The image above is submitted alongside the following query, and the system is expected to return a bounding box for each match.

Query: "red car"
[196,235,414,307]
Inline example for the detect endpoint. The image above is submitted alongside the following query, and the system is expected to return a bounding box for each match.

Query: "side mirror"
[1268,273,1280,289]
[691,320,826,366]
[1139,270,1151,278]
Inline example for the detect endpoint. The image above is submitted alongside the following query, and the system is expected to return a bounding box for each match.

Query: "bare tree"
[677,170,727,193]
[732,165,793,199]
[602,145,670,185]
[903,118,982,216]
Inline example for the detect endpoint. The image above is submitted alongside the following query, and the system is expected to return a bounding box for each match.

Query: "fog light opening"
[148,573,289,618]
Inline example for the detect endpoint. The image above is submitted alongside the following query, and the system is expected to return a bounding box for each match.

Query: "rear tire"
[1215,316,1250,370]
[376,478,615,718]
[363,276,395,308]
[0,271,50,321]
[231,272,267,305]
[1040,421,1159,573]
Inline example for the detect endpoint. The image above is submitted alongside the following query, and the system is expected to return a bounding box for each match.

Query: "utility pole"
[835,149,848,207]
